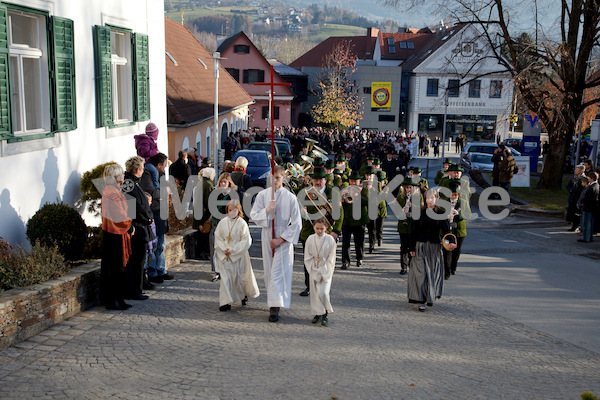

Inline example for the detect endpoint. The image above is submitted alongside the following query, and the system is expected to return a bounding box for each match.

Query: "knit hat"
[145,122,159,140]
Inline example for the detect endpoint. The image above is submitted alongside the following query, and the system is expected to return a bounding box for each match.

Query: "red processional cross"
[254,65,291,253]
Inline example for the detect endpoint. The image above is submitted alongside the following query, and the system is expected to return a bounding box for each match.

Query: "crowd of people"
[99,123,477,323]
[566,159,600,243]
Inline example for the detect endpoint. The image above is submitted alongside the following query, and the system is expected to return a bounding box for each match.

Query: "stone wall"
[0,230,195,351]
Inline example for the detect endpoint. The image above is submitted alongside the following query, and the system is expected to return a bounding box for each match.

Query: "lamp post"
[210,52,226,181]
[441,88,449,160]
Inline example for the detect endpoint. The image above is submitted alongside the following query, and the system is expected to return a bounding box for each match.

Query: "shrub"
[26,203,87,261]
[0,237,12,262]
[0,242,68,290]
[79,161,117,216]
[582,392,598,400]
[82,226,103,260]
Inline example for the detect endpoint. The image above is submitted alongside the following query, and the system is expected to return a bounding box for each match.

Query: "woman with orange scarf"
[101,164,133,310]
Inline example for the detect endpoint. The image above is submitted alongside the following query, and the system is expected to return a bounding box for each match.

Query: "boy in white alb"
[304,218,336,326]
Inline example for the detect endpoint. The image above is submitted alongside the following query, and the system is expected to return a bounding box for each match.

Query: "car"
[504,138,522,152]
[461,152,494,172]
[232,150,272,188]
[246,141,282,162]
[460,142,521,159]
[274,139,293,163]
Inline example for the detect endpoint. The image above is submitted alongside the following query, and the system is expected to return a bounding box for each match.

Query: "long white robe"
[214,216,259,306]
[250,186,302,308]
[304,233,336,315]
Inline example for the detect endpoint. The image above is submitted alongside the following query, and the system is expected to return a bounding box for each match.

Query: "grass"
[485,173,569,211]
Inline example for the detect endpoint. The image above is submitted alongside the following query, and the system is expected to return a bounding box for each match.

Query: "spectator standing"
[566,165,586,231]
[579,172,599,243]
[169,150,192,189]
[498,148,517,192]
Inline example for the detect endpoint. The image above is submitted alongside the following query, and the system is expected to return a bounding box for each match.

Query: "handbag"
[202,219,212,232]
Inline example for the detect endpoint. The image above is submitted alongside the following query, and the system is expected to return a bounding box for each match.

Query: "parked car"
[461,152,494,172]
[274,139,293,163]
[461,142,521,159]
[504,138,522,152]
[246,141,282,163]
[232,150,271,188]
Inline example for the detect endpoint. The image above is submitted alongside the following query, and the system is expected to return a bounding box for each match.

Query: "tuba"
[341,185,362,204]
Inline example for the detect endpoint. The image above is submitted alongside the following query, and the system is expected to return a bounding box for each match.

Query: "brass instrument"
[304,186,334,229]
[341,185,362,204]
[305,138,318,154]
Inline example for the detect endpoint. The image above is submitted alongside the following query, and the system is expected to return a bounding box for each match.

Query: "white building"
[0,0,166,246]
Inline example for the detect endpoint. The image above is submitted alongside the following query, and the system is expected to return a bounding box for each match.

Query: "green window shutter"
[51,16,76,132]
[94,25,112,127]
[0,4,11,139]
[133,32,150,121]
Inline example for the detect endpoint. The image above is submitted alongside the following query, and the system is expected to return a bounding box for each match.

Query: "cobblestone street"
[1,217,599,399]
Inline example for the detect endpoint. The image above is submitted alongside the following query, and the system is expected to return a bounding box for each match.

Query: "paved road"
[1,153,599,399]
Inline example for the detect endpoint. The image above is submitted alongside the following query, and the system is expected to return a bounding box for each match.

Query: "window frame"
[0,4,77,143]
[489,80,502,98]
[426,78,438,97]
[233,44,250,54]
[243,68,265,84]
[447,79,460,97]
[468,79,481,98]
[226,67,239,82]
[262,105,279,120]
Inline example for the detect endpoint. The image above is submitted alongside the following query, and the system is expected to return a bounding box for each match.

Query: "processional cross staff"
[254,65,291,255]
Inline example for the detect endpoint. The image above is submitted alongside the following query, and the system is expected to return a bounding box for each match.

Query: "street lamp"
[441,88,449,160]
[209,52,226,181]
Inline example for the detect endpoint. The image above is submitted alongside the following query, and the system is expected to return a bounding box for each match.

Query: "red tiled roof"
[379,32,431,59]
[290,36,377,69]
[165,18,253,126]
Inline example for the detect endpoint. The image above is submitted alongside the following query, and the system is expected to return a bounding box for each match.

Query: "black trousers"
[301,240,309,289]
[125,238,147,297]
[443,236,465,277]
[342,225,365,265]
[366,217,384,249]
[399,233,412,271]
[100,231,127,307]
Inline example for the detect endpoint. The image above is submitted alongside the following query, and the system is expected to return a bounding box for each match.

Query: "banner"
[512,156,530,187]
[371,82,391,108]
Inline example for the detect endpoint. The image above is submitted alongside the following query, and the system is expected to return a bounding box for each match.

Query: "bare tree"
[383,0,600,189]
[312,41,364,129]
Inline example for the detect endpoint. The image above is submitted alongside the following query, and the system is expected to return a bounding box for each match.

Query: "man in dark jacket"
[579,172,599,243]
[169,150,191,189]
[566,165,586,231]
[491,145,504,187]
[498,148,516,192]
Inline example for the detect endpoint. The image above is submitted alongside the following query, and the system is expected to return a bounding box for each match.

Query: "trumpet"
[341,186,361,204]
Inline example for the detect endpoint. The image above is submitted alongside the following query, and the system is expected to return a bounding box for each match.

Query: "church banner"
[371,82,392,109]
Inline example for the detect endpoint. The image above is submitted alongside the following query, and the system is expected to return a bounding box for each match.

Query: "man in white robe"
[250,166,302,322]
[214,210,259,311]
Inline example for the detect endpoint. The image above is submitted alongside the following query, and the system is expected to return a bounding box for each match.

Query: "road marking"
[524,230,551,239]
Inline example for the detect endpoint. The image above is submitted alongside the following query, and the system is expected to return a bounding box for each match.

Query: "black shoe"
[211,273,221,282]
[148,275,164,284]
[242,296,248,306]
[299,288,310,296]
[160,272,174,280]
[311,315,321,324]
[369,247,374,254]
[341,263,349,270]
[568,227,577,232]
[219,304,231,311]
[444,275,450,280]
[129,294,149,301]
[577,239,590,243]
[378,240,382,247]
[105,301,126,310]
[357,260,363,267]
[399,268,407,275]
[451,271,456,275]
[117,301,132,309]
[269,307,280,322]
[143,281,156,290]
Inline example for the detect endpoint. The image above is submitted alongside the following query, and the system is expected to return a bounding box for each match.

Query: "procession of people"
[106,122,594,324]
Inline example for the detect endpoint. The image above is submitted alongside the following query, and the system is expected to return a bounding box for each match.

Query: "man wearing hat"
[408,167,428,193]
[359,153,375,177]
[491,144,505,187]
[187,148,198,175]
[382,148,398,183]
[441,182,469,279]
[199,156,212,175]
[340,171,369,269]
[298,166,344,295]
[440,164,471,202]
[364,165,381,253]
[325,159,336,185]
[435,158,454,185]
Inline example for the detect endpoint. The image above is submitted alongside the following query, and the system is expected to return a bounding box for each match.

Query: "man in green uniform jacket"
[396,181,423,275]
[441,183,469,279]
[341,171,369,269]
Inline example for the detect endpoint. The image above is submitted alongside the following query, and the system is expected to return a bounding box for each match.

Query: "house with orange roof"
[165,19,254,161]
[217,32,294,131]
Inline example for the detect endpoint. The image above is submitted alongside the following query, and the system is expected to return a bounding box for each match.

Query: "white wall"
[0,0,166,246]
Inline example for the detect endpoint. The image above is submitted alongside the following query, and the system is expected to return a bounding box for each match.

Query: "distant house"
[217,32,294,131]
[165,18,253,160]
[270,61,308,127]
[0,0,167,246]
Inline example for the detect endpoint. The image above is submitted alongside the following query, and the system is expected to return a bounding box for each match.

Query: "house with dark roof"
[217,32,294,131]
[165,18,254,160]
[290,24,513,140]
[270,60,308,127]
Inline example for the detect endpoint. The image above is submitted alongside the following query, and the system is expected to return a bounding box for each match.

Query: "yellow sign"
[371,82,392,108]
[510,114,518,123]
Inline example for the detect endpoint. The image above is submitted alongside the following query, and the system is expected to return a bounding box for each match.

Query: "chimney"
[367,27,379,38]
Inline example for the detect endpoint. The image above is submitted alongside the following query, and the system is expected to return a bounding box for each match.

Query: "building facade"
[0,0,167,246]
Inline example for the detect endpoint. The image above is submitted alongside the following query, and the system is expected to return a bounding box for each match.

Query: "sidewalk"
[0,218,598,399]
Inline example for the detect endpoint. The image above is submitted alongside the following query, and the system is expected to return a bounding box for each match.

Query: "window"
[226,68,239,82]
[379,115,395,122]
[243,69,265,84]
[234,44,250,54]
[387,37,396,54]
[448,79,460,97]
[490,80,502,98]
[468,80,481,98]
[427,79,438,96]
[94,25,150,128]
[406,41,414,49]
[399,41,406,49]
[363,87,371,94]
[0,6,76,142]
[262,106,279,120]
